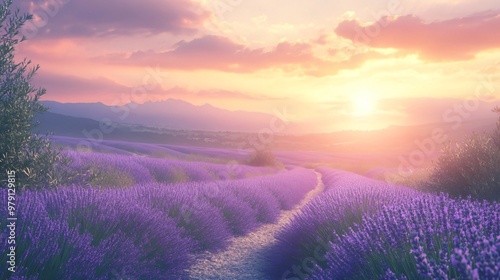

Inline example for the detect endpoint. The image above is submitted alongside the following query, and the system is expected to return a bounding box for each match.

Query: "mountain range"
[36,98,499,153]
[41,99,281,133]
[39,98,499,140]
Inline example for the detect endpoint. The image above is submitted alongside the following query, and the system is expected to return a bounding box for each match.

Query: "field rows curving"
[63,150,279,187]
[187,171,325,280]
[4,144,498,279]
[0,159,317,279]
[267,168,500,279]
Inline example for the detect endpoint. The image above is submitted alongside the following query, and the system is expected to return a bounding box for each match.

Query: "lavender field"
[268,168,500,279]
[1,139,320,279]
[1,137,499,279]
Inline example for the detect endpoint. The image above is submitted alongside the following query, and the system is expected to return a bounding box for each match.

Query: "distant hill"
[34,111,200,145]
[41,99,281,133]
[35,111,103,137]
[34,111,260,147]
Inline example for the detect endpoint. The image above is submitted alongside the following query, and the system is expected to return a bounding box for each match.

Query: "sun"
[351,91,378,117]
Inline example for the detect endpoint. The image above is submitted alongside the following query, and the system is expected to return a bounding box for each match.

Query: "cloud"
[335,10,500,61]
[125,35,315,71]
[34,72,279,104]
[34,72,133,103]
[18,0,210,38]
[100,35,384,76]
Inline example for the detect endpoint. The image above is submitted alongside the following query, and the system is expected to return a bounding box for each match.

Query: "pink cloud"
[101,35,383,76]
[17,0,209,38]
[335,10,500,61]
[34,72,134,103]
[126,36,315,72]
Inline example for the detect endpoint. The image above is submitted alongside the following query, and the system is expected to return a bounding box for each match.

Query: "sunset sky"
[14,0,500,132]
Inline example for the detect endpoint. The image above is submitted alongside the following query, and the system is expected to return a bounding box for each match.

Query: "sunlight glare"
[351,91,377,117]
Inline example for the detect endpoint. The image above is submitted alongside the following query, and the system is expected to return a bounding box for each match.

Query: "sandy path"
[186,171,325,280]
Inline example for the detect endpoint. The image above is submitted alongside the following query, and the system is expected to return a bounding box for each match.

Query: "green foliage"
[428,133,500,201]
[86,165,136,188]
[145,166,189,184]
[0,0,67,189]
[244,149,278,167]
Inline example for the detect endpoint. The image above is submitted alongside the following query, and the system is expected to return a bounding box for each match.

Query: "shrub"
[86,166,136,188]
[244,149,278,167]
[428,133,500,201]
[0,0,68,189]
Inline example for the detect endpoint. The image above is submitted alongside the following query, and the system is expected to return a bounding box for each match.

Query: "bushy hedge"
[426,108,500,201]
[428,133,500,201]
[244,149,278,167]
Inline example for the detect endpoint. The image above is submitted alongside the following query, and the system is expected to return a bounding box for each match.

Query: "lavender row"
[311,193,500,279]
[266,168,416,279]
[63,149,278,187]
[0,167,317,279]
[268,168,500,279]
[52,136,249,161]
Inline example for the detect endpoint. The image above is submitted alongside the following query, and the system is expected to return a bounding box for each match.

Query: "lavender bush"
[61,149,278,187]
[311,194,500,279]
[268,168,500,280]
[0,193,105,279]
[205,187,259,235]
[1,165,316,279]
[267,168,417,279]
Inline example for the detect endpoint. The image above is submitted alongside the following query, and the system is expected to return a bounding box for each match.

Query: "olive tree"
[1,0,67,189]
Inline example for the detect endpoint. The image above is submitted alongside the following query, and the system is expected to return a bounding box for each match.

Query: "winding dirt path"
[186,171,325,280]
